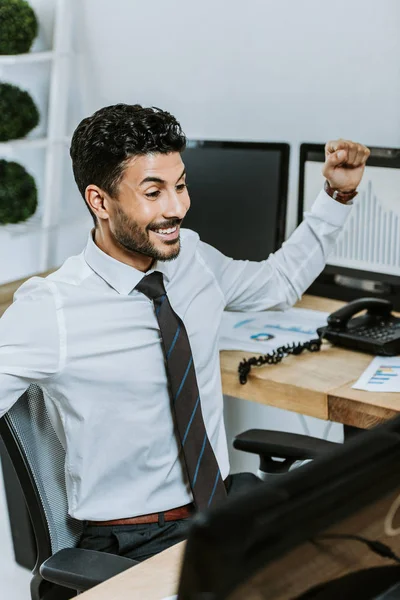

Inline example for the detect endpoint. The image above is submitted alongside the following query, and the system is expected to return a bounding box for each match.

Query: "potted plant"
[0,83,40,141]
[0,0,38,55]
[0,159,38,224]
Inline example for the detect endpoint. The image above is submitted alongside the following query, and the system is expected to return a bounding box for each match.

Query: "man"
[0,104,369,561]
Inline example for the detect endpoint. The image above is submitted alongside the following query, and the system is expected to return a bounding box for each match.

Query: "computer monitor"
[181,140,290,261]
[177,416,400,599]
[298,144,400,309]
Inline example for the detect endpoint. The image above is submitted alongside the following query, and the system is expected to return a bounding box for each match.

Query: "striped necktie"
[136,271,227,511]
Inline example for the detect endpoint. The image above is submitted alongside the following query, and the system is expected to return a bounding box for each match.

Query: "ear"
[85,185,111,222]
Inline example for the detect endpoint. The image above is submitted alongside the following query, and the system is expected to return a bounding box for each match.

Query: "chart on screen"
[304,163,400,277]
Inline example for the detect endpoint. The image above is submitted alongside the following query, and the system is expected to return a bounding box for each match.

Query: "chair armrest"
[40,547,137,592]
[234,429,338,461]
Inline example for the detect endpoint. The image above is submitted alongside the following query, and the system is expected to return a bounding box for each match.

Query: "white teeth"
[155,226,177,235]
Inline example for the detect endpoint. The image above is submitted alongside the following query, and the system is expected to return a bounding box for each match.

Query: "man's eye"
[176,184,187,192]
[145,190,160,199]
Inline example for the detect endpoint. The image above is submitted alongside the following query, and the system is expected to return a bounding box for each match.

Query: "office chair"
[0,384,338,599]
[233,428,339,480]
[0,384,135,599]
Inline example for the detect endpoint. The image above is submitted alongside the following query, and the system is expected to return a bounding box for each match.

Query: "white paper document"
[219,307,329,354]
[352,356,400,392]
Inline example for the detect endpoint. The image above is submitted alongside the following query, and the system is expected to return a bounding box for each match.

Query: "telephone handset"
[238,297,400,384]
[317,297,400,356]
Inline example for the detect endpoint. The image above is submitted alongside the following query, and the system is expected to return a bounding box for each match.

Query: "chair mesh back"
[6,384,82,554]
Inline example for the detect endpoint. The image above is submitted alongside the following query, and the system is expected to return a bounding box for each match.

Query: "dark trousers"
[78,472,261,562]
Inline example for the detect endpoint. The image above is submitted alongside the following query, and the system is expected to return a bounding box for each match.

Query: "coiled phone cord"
[238,338,322,384]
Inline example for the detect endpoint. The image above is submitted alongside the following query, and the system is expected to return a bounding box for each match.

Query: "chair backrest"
[0,384,82,559]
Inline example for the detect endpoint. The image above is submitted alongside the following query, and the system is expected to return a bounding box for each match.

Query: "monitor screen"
[298,144,400,307]
[181,140,290,261]
[178,416,400,599]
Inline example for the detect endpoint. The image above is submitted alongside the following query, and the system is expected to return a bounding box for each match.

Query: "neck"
[93,227,154,273]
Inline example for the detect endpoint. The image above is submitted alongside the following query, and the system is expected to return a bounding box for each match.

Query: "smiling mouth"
[150,224,180,242]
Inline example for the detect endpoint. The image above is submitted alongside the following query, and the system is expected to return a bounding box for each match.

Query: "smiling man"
[0,104,370,562]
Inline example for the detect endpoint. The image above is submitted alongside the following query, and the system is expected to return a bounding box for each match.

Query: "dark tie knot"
[136,271,166,300]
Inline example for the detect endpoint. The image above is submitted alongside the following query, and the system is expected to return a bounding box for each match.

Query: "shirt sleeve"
[198,190,352,311]
[0,277,61,418]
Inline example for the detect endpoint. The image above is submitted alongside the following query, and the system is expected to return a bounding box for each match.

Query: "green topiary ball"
[0,0,38,55]
[0,160,37,224]
[0,83,40,141]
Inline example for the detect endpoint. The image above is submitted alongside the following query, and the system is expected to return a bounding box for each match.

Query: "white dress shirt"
[0,190,351,520]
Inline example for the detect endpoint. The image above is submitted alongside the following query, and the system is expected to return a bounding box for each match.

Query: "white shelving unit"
[0,0,72,271]
[0,137,49,150]
[0,50,54,65]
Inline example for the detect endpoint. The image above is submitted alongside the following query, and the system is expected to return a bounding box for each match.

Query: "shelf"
[0,214,92,238]
[0,214,43,237]
[0,136,71,151]
[0,138,49,151]
[0,51,54,66]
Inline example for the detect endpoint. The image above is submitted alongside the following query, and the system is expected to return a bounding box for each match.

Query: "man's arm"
[198,139,370,312]
[0,277,61,417]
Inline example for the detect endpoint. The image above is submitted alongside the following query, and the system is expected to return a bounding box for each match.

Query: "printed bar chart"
[353,356,400,392]
[369,365,400,385]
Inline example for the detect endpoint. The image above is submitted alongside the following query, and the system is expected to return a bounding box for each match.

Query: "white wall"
[3,0,400,467]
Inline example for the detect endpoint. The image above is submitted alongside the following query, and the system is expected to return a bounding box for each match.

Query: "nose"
[163,188,189,220]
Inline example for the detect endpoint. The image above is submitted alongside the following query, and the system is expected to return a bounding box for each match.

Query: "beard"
[110,204,181,262]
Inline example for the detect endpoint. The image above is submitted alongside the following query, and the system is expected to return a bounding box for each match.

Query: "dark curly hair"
[70,104,187,224]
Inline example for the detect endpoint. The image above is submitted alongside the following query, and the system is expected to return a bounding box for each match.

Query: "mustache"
[148,218,182,231]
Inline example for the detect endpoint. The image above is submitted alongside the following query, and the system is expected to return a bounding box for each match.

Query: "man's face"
[108,152,190,262]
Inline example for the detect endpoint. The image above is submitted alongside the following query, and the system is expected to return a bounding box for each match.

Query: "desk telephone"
[238,298,400,384]
[318,297,400,356]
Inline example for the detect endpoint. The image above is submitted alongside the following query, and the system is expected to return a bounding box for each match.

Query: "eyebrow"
[139,168,186,186]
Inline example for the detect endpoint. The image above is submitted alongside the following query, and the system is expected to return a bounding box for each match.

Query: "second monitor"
[298,144,400,309]
[181,140,290,261]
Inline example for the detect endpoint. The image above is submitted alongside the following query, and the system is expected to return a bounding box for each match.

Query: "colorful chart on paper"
[353,356,400,392]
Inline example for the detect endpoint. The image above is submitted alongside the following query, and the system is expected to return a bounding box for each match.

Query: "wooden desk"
[221,295,400,429]
[80,542,185,599]
[1,274,399,429]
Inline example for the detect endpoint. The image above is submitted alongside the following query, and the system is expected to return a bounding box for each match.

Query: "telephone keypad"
[351,322,400,344]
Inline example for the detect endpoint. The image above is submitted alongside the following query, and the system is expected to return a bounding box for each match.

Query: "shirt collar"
[84,230,171,295]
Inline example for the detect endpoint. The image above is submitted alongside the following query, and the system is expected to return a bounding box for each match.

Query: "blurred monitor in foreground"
[178,416,400,599]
